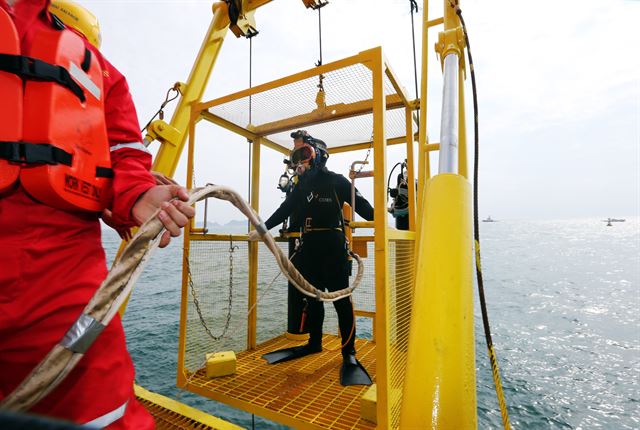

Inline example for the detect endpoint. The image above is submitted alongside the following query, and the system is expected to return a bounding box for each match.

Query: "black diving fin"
[340,353,372,386]
[262,344,322,364]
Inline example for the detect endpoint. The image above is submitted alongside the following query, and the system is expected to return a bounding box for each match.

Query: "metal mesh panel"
[255,241,290,343]
[183,238,376,372]
[208,63,413,149]
[184,240,249,373]
[387,239,415,429]
[351,241,376,313]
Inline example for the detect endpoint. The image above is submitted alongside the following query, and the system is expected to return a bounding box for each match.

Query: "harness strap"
[0,141,72,166]
[95,166,114,178]
[0,53,86,102]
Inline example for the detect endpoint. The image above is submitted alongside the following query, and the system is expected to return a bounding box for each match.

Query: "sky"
[82,0,640,223]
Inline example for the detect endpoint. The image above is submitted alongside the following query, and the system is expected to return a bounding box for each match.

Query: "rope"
[451,2,511,428]
[0,185,363,412]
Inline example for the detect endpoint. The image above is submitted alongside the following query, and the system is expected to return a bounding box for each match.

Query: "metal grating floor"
[184,334,377,430]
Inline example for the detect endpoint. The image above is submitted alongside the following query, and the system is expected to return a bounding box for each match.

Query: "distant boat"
[482,216,496,222]
[603,218,626,226]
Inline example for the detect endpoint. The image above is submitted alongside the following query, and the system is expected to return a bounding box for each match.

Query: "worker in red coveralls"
[0,0,194,427]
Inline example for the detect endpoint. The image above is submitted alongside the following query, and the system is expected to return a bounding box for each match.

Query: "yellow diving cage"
[176,47,421,429]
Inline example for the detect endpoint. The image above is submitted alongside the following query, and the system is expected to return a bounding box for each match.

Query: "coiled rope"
[0,184,363,412]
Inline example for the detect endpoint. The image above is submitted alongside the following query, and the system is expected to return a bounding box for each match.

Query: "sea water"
[103,217,640,429]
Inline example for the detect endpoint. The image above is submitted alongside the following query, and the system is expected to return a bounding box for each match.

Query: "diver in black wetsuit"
[255,130,374,386]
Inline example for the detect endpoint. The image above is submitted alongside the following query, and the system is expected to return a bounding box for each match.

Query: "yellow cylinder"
[399,173,476,429]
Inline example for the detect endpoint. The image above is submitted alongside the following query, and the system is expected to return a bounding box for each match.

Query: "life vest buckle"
[23,143,59,165]
[0,141,22,163]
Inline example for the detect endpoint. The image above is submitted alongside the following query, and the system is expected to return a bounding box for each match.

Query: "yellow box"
[205,351,236,378]
[360,383,377,424]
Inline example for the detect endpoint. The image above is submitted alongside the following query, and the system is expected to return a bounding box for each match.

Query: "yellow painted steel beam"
[415,0,431,260]
[247,140,261,349]
[370,48,391,430]
[198,110,290,156]
[189,234,250,241]
[427,17,444,28]
[384,58,413,108]
[355,310,376,319]
[328,135,414,155]
[399,174,476,429]
[250,94,406,136]
[387,230,416,241]
[149,2,230,177]
[198,48,379,111]
[350,221,375,229]
[134,385,243,430]
[177,115,199,388]
[426,143,440,152]
[352,235,374,242]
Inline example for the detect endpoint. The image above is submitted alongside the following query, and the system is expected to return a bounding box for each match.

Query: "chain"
[179,248,299,396]
[185,239,235,342]
[227,237,238,332]
[354,131,374,175]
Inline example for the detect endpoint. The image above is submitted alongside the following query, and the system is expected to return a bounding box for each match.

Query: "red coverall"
[0,0,156,427]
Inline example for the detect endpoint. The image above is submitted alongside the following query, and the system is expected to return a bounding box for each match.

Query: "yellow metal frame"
[134,0,477,428]
[176,46,423,429]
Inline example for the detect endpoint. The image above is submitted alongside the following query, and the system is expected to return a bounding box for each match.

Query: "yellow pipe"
[405,107,416,231]
[371,48,390,430]
[415,0,430,261]
[177,113,198,387]
[400,173,476,429]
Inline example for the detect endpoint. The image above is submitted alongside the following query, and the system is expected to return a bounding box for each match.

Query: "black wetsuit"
[265,168,374,354]
[283,178,306,335]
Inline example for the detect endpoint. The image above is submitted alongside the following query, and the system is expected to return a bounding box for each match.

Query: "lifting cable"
[451,2,512,429]
[314,1,328,94]
[246,29,258,232]
[409,0,420,103]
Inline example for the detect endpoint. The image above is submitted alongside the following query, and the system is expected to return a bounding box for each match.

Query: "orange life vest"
[0,8,112,212]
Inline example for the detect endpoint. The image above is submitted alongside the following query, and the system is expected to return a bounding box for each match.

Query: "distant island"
[195,219,249,233]
[482,216,497,222]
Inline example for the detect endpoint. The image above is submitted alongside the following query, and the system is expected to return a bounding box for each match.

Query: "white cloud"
[82,0,639,221]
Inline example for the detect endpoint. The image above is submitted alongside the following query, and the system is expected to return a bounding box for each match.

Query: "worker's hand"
[247,230,261,242]
[132,185,195,248]
[151,171,178,186]
[101,208,133,240]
